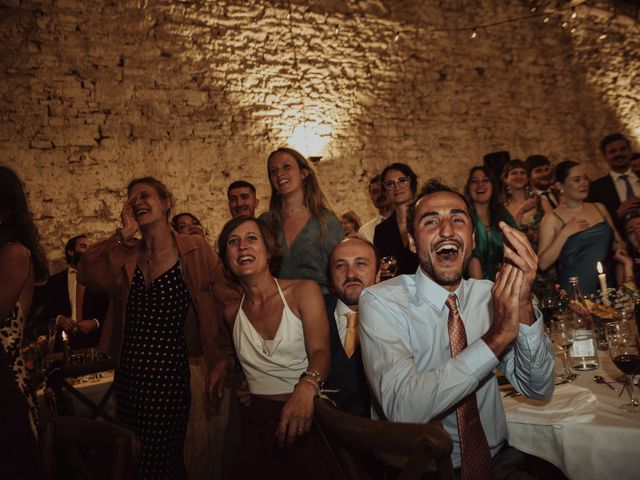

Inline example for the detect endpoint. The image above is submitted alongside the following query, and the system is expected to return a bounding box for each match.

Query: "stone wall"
[1,0,638,265]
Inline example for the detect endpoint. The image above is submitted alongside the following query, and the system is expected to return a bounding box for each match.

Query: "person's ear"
[408,233,417,254]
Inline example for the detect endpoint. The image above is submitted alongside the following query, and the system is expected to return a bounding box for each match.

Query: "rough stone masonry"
[0,0,638,265]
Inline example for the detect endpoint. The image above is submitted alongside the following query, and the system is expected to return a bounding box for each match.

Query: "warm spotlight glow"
[288,123,331,159]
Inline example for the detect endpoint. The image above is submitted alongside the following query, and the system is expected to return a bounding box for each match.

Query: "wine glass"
[551,318,576,380]
[380,256,398,280]
[608,320,640,413]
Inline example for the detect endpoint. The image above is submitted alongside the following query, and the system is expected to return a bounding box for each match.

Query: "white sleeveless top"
[232,279,309,395]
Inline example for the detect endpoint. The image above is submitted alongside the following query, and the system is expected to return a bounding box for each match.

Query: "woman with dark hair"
[464,165,517,280]
[78,176,231,479]
[260,147,343,294]
[538,161,623,295]
[215,215,336,479]
[0,165,47,478]
[373,162,419,275]
[171,212,205,236]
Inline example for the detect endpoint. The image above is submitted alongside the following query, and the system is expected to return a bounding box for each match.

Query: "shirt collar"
[610,169,634,181]
[335,298,355,318]
[414,266,466,311]
[68,267,77,275]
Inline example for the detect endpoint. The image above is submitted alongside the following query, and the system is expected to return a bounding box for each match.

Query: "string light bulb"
[470,28,478,39]
[570,27,577,34]
[394,32,400,42]
[561,21,568,29]
[598,33,607,40]
[543,17,550,24]
[335,25,340,34]
[571,8,577,19]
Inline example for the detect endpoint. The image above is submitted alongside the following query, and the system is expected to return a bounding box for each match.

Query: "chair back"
[42,416,138,480]
[314,397,453,480]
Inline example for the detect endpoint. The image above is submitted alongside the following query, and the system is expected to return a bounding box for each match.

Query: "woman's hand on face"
[275,381,316,448]
[562,216,589,237]
[120,196,139,240]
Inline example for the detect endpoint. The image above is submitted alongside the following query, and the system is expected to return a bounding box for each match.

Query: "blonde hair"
[266,147,333,238]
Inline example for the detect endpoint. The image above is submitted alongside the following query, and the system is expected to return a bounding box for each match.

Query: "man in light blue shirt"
[359,180,555,478]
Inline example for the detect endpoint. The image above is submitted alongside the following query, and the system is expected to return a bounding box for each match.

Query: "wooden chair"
[314,397,454,480]
[42,416,139,480]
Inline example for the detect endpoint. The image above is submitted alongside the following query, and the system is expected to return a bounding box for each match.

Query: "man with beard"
[589,133,640,225]
[45,235,109,349]
[525,155,559,208]
[227,180,259,218]
[324,237,379,417]
[358,174,392,243]
[359,180,554,479]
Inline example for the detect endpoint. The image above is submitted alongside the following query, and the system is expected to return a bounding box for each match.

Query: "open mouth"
[238,255,255,265]
[135,208,150,220]
[434,242,460,262]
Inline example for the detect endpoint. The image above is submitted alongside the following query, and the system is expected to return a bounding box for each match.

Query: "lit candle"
[597,261,609,305]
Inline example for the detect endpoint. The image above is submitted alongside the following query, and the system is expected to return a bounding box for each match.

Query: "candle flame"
[596,261,603,274]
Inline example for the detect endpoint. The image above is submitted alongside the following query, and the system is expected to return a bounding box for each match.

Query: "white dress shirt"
[610,169,640,201]
[359,268,555,468]
[358,215,385,243]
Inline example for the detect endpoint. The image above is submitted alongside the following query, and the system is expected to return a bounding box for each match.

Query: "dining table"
[502,349,640,480]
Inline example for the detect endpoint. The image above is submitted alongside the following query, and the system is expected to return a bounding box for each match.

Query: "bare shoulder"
[0,242,30,269]
[223,298,242,323]
[280,278,321,296]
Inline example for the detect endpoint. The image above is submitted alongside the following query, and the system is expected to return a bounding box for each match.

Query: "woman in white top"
[215,215,335,479]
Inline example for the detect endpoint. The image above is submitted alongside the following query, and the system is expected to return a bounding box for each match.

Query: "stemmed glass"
[380,255,398,280]
[551,318,576,381]
[608,320,640,413]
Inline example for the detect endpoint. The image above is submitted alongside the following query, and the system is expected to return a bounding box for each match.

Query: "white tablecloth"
[503,351,640,480]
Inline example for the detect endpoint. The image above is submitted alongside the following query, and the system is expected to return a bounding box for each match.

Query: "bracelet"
[115,229,136,247]
[300,370,324,386]
[298,377,321,397]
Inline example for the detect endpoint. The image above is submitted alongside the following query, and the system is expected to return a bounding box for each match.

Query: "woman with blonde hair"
[260,147,343,294]
[340,210,361,238]
[79,176,231,479]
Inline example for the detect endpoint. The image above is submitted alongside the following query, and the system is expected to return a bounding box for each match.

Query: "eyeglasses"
[383,176,411,191]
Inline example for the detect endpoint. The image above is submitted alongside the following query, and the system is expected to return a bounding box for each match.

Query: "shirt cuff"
[459,339,500,382]
[93,318,100,329]
[517,307,545,344]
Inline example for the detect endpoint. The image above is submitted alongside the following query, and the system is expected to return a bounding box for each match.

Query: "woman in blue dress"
[464,165,517,281]
[538,161,623,295]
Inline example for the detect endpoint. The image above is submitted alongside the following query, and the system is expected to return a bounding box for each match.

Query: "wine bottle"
[567,277,599,370]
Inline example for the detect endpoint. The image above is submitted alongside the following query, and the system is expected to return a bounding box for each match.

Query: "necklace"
[563,201,583,209]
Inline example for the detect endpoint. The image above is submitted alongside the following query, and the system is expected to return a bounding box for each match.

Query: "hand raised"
[500,221,537,292]
[120,196,139,241]
[484,264,523,356]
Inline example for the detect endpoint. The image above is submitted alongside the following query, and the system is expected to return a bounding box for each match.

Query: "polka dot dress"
[115,262,191,480]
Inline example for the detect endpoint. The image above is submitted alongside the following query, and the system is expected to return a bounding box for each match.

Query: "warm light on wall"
[288,122,331,161]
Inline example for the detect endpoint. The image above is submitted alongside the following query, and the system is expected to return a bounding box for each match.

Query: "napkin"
[504,384,597,425]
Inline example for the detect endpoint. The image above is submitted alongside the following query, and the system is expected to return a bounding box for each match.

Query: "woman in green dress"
[464,165,517,281]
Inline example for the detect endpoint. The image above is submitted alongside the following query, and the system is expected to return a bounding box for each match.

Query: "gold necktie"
[344,311,359,359]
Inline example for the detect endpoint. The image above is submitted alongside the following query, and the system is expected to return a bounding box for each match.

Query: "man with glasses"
[358,174,392,243]
[373,163,419,275]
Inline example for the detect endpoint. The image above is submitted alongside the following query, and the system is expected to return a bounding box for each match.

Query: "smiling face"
[409,192,474,291]
[330,238,378,308]
[624,217,640,252]
[468,169,493,205]
[530,164,552,190]
[268,151,308,197]
[174,214,204,236]
[228,186,259,218]
[504,167,529,191]
[383,168,414,207]
[603,139,632,173]
[558,165,589,203]
[340,216,356,236]
[128,183,170,227]
[224,219,270,279]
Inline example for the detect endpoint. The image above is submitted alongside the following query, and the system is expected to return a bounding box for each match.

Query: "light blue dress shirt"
[359,267,555,468]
